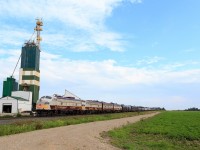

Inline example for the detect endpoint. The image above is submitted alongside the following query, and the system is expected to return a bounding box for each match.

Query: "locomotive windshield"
[45,96,52,99]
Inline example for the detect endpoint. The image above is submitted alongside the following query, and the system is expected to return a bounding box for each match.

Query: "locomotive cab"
[36,96,52,110]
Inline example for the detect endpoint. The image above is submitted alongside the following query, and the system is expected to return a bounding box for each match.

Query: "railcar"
[36,94,85,115]
[122,105,132,112]
[113,103,122,112]
[102,102,114,112]
[85,100,102,113]
[35,90,162,116]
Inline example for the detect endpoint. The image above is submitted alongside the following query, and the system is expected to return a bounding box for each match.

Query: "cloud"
[0,49,21,80]
[0,27,31,47]
[137,56,164,65]
[0,48,176,89]
[41,51,61,60]
[38,52,200,87]
[163,61,200,71]
[2,49,198,88]
[93,31,125,52]
[0,0,139,52]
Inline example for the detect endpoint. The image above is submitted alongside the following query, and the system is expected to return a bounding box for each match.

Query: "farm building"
[0,91,32,114]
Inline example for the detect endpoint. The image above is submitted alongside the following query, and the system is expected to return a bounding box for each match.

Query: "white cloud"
[0,27,31,47]
[0,50,21,80]
[38,52,200,88]
[0,0,139,52]
[41,51,61,60]
[162,61,200,71]
[163,69,200,83]
[40,52,200,87]
[93,31,125,52]
[0,49,21,58]
[1,49,197,88]
[137,56,164,65]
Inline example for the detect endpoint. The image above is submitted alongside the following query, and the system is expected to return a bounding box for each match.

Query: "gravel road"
[0,112,159,150]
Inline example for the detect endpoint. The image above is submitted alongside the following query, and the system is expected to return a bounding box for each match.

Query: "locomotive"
[36,90,156,116]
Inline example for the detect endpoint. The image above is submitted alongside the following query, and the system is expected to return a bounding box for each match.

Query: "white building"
[0,91,32,114]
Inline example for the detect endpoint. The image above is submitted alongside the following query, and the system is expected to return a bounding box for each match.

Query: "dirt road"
[0,112,159,150]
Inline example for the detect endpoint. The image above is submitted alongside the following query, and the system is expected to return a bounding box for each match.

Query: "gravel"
[0,112,159,150]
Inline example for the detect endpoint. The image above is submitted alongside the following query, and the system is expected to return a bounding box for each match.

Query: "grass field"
[0,111,151,136]
[107,111,200,150]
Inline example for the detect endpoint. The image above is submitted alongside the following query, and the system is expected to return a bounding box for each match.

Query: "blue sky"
[0,0,200,110]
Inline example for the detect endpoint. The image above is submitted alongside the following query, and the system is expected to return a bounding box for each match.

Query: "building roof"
[0,96,18,101]
[11,96,29,101]
[0,96,28,101]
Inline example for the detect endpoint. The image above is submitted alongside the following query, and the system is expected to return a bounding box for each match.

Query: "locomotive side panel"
[49,99,84,111]
[102,102,114,112]
[85,100,102,111]
[113,103,122,111]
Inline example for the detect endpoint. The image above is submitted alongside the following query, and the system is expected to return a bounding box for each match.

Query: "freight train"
[36,90,162,116]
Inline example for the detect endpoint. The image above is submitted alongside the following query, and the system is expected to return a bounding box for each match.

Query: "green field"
[107,111,200,150]
[0,111,151,136]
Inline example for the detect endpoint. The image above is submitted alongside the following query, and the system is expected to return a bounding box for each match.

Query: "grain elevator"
[19,19,43,110]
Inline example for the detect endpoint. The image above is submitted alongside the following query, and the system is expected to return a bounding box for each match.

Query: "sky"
[0,0,200,110]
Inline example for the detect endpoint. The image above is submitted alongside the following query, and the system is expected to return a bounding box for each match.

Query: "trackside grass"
[107,111,200,150]
[0,111,152,136]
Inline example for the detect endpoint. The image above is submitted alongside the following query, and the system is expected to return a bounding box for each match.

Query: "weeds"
[0,111,152,136]
[35,122,43,130]
[16,113,22,117]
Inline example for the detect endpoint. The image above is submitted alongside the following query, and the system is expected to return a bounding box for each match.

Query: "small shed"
[0,91,32,114]
[0,96,18,113]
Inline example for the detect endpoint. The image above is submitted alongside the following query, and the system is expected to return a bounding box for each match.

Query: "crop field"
[107,111,200,150]
[0,111,151,136]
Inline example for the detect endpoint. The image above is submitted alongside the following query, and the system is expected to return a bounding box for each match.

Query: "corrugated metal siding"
[21,44,40,71]
[2,77,18,97]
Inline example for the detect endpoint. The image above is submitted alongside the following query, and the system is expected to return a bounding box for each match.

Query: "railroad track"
[0,115,75,125]
[0,112,121,125]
